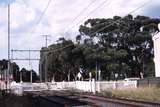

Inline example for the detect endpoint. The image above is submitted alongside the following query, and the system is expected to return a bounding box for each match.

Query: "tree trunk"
[140,72,144,79]
[67,70,70,81]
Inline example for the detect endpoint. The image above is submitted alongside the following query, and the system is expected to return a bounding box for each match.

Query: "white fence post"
[97,81,100,92]
[92,79,96,94]
[113,81,116,89]
[89,80,92,92]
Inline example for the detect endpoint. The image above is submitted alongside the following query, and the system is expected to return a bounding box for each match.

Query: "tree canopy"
[0,59,39,82]
[40,15,159,81]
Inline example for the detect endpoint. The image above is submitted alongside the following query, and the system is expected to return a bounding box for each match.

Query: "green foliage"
[0,59,20,82]
[20,68,39,82]
[0,59,39,82]
[40,15,160,81]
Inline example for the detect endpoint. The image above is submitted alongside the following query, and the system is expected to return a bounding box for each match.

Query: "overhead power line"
[88,0,151,37]
[42,35,51,47]
[65,0,110,33]
[65,0,98,30]
[49,0,151,53]
[30,0,52,34]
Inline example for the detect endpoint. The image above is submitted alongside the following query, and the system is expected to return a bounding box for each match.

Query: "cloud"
[139,0,160,18]
[0,26,7,59]
[11,0,36,29]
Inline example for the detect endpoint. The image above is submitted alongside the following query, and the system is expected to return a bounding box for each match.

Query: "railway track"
[26,90,160,107]
[26,91,88,107]
[34,95,87,107]
[78,94,160,107]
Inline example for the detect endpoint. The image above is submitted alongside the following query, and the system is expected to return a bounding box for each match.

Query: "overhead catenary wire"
[30,0,52,34]
[10,0,53,82]
[13,0,151,55]
[65,0,98,30]
[11,0,53,37]
[47,0,151,53]
[16,0,151,54]
[87,0,151,37]
[65,0,111,33]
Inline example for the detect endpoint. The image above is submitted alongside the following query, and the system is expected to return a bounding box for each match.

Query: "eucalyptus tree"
[40,15,160,80]
[79,15,160,79]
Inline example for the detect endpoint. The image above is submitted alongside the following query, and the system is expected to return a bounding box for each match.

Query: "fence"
[53,80,137,93]
[3,77,160,96]
[137,77,160,87]
[97,81,137,91]
[7,80,137,95]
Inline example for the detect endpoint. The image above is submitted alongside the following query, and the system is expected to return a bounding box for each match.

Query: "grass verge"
[101,87,160,102]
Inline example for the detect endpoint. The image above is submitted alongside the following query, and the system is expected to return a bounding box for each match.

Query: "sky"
[0,0,160,73]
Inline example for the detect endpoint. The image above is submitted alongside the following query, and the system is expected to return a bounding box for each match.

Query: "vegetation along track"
[26,91,160,107]
[78,94,160,107]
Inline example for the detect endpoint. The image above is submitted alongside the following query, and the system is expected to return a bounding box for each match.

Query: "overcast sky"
[0,0,160,72]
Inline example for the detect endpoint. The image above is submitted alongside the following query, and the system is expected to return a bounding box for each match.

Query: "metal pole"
[20,71,22,83]
[39,60,42,82]
[42,35,50,82]
[11,49,40,82]
[7,1,11,92]
[42,35,50,47]
[95,61,97,81]
[98,69,101,81]
[10,50,13,81]
[29,50,32,83]
[45,54,48,82]
[46,36,48,47]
